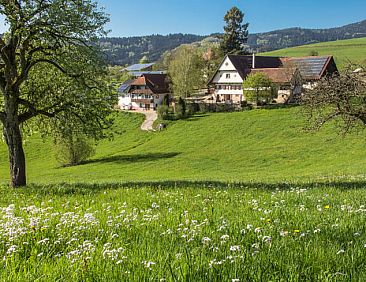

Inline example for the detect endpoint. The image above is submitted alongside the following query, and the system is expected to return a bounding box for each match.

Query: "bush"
[54,134,95,167]
[241,100,248,107]
[199,103,209,113]
[186,102,199,116]
[157,105,170,120]
[175,97,186,119]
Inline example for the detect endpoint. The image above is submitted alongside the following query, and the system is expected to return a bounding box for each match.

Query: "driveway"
[130,110,158,131]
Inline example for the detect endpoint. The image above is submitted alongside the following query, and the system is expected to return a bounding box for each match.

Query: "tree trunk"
[3,96,26,187]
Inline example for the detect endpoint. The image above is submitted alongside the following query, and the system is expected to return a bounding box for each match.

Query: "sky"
[1,0,366,37]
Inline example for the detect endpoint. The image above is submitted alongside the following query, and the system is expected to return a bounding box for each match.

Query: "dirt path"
[132,110,158,131]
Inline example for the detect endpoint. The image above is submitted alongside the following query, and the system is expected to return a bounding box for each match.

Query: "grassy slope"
[262,37,366,69]
[1,108,366,185]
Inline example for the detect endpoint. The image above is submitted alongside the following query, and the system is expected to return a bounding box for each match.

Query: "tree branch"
[17,97,73,123]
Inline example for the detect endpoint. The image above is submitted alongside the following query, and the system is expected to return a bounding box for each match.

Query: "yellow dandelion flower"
[325,205,330,209]
[294,229,300,233]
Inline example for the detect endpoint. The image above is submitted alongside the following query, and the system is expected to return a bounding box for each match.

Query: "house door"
[145,104,150,110]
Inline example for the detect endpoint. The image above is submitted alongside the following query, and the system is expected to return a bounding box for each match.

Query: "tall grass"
[1,183,366,281]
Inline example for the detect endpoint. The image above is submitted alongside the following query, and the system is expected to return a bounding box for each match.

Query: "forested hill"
[99,19,366,66]
[249,20,366,52]
[98,34,206,66]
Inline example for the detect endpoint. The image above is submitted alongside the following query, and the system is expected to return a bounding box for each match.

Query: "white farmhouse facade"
[210,56,244,104]
[118,74,171,111]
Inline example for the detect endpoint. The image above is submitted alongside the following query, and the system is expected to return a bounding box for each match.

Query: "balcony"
[131,99,154,104]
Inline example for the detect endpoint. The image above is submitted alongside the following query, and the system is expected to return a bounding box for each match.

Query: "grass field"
[262,37,366,70]
[1,183,366,281]
[1,108,366,280]
[1,108,366,185]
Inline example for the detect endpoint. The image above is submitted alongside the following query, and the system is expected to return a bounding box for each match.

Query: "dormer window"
[226,74,230,79]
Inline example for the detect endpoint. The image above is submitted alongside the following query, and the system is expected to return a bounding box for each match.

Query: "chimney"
[252,53,256,69]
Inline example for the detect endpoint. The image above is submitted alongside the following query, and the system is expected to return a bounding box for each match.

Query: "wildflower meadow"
[1,183,366,281]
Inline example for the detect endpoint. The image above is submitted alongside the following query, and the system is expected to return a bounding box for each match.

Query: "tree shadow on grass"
[79,152,181,165]
[23,179,366,197]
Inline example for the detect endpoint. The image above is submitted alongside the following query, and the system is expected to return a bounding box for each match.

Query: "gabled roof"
[125,74,170,95]
[144,74,170,94]
[124,63,155,72]
[208,55,284,84]
[250,68,299,83]
[281,56,337,80]
[228,55,283,79]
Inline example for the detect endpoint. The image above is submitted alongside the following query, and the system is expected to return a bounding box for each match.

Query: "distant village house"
[118,74,171,110]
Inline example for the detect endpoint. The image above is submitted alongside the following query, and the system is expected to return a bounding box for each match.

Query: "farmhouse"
[118,74,171,110]
[208,54,338,103]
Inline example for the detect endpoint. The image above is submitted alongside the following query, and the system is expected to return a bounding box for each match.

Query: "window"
[226,74,231,79]
[218,85,222,90]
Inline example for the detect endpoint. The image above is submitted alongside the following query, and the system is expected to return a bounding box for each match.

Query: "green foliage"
[139,55,150,64]
[186,103,199,116]
[168,45,205,98]
[243,72,274,105]
[175,97,186,119]
[162,94,170,106]
[0,0,112,186]
[157,105,170,120]
[54,133,95,167]
[98,34,206,66]
[220,6,249,55]
[253,20,366,53]
[108,66,133,91]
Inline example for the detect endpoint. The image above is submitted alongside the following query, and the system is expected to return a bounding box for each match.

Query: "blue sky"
[1,0,366,37]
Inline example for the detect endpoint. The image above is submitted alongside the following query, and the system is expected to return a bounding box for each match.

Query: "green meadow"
[262,37,366,69]
[1,108,366,185]
[2,108,366,280]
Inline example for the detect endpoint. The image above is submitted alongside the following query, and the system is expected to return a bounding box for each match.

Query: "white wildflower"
[337,249,345,255]
[230,245,240,252]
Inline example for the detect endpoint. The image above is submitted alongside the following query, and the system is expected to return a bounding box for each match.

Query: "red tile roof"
[129,74,170,94]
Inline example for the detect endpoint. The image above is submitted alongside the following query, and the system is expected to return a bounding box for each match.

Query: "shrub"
[157,105,170,120]
[175,97,186,119]
[186,102,199,116]
[54,134,95,167]
[199,103,209,113]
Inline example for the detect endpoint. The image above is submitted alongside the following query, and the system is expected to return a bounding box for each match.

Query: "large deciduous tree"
[0,0,114,187]
[220,6,249,55]
[168,45,205,98]
[303,67,366,133]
